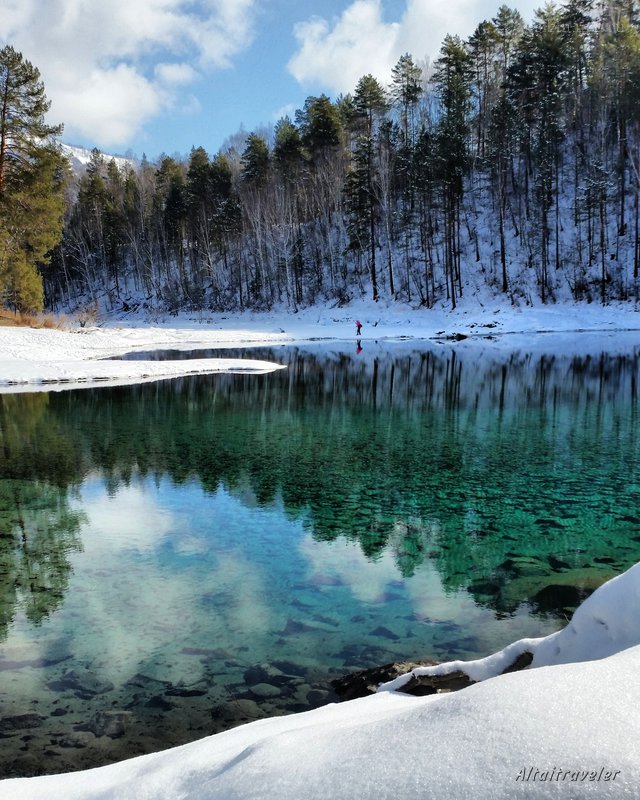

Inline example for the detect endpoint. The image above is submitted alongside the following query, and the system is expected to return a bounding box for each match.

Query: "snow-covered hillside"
[59,143,135,174]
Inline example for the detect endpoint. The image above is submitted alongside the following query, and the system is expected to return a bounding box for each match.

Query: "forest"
[3,0,640,314]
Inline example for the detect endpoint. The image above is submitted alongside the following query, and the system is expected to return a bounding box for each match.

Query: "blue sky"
[1,0,538,161]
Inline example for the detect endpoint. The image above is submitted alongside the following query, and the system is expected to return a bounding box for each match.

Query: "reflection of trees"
[0,396,85,638]
[2,345,640,622]
[0,481,84,629]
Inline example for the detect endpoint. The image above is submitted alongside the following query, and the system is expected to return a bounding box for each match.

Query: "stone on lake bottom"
[80,710,132,739]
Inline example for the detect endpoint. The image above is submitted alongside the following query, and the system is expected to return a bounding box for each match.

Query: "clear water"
[1,341,639,776]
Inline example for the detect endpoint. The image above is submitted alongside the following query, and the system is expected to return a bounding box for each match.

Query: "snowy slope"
[59,143,135,174]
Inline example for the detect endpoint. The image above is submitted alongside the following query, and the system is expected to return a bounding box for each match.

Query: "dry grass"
[0,308,68,329]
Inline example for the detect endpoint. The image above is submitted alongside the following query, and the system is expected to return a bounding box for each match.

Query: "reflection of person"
[356,320,362,336]
[356,339,363,354]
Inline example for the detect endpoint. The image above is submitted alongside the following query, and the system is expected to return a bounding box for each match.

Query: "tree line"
[3,0,640,314]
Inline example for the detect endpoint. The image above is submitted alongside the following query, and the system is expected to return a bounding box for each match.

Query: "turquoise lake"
[1,338,639,775]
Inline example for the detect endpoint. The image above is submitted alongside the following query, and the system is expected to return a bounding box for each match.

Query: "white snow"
[0,324,288,392]
[3,561,640,799]
[1,296,640,392]
[59,143,135,174]
[2,297,640,798]
[379,561,640,691]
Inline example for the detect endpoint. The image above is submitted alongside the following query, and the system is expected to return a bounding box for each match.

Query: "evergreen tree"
[390,54,423,147]
[488,93,518,292]
[241,133,270,186]
[468,21,500,162]
[273,116,303,174]
[432,35,473,308]
[296,95,343,159]
[493,5,525,72]
[0,46,65,311]
[532,7,570,298]
[390,53,423,248]
[348,74,388,300]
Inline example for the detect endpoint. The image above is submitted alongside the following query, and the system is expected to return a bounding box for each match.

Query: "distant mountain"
[59,142,136,174]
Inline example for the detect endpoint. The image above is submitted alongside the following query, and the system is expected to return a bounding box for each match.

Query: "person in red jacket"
[356,320,362,336]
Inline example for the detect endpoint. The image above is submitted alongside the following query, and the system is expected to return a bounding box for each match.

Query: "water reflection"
[2,344,640,624]
[0,394,85,638]
[0,342,639,775]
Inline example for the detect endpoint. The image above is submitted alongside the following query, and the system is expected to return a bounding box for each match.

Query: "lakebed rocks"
[0,656,340,778]
[0,645,538,779]
[0,713,46,733]
[47,670,115,699]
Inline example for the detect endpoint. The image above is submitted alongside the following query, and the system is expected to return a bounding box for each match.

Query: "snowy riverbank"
[1,297,639,392]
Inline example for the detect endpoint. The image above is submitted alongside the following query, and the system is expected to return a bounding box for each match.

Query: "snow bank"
[379,562,640,693]
[0,325,287,392]
[532,561,640,667]
[4,562,640,799]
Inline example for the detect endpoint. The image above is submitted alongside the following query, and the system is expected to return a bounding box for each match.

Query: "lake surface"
[1,339,640,776]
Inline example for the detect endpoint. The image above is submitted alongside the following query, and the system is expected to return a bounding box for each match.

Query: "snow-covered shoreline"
[1,298,639,392]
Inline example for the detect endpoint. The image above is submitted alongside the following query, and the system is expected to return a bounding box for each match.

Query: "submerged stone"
[279,618,318,636]
[165,685,207,698]
[56,734,88,749]
[249,683,281,699]
[144,695,175,711]
[80,710,132,739]
[369,626,400,641]
[124,673,171,691]
[0,714,45,733]
[47,670,114,698]
[306,689,330,706]
[271,661,309,678]
[531,583,591,612]
[210,698,266,724]
[243,663,283,686]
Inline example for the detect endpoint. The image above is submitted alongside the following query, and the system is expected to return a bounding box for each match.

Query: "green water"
[0,340,639,776]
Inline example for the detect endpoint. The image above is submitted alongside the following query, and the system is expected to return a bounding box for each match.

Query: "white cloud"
[288,0,399,95]
[155,62,199,87]
[0,0,257,149]
[273,102,297,121]
[287,0,539,95]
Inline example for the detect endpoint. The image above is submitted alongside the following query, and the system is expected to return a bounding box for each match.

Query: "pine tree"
[273,116,303,175]
[348,74,388,300]
[468,21,500,161]
[241,133,270,186]
[390,54,423,275]
[0,46,65,312]
[493,5,525,73]
[432,35,473,308]
[296,95,344,161]
[390,54,423,147]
